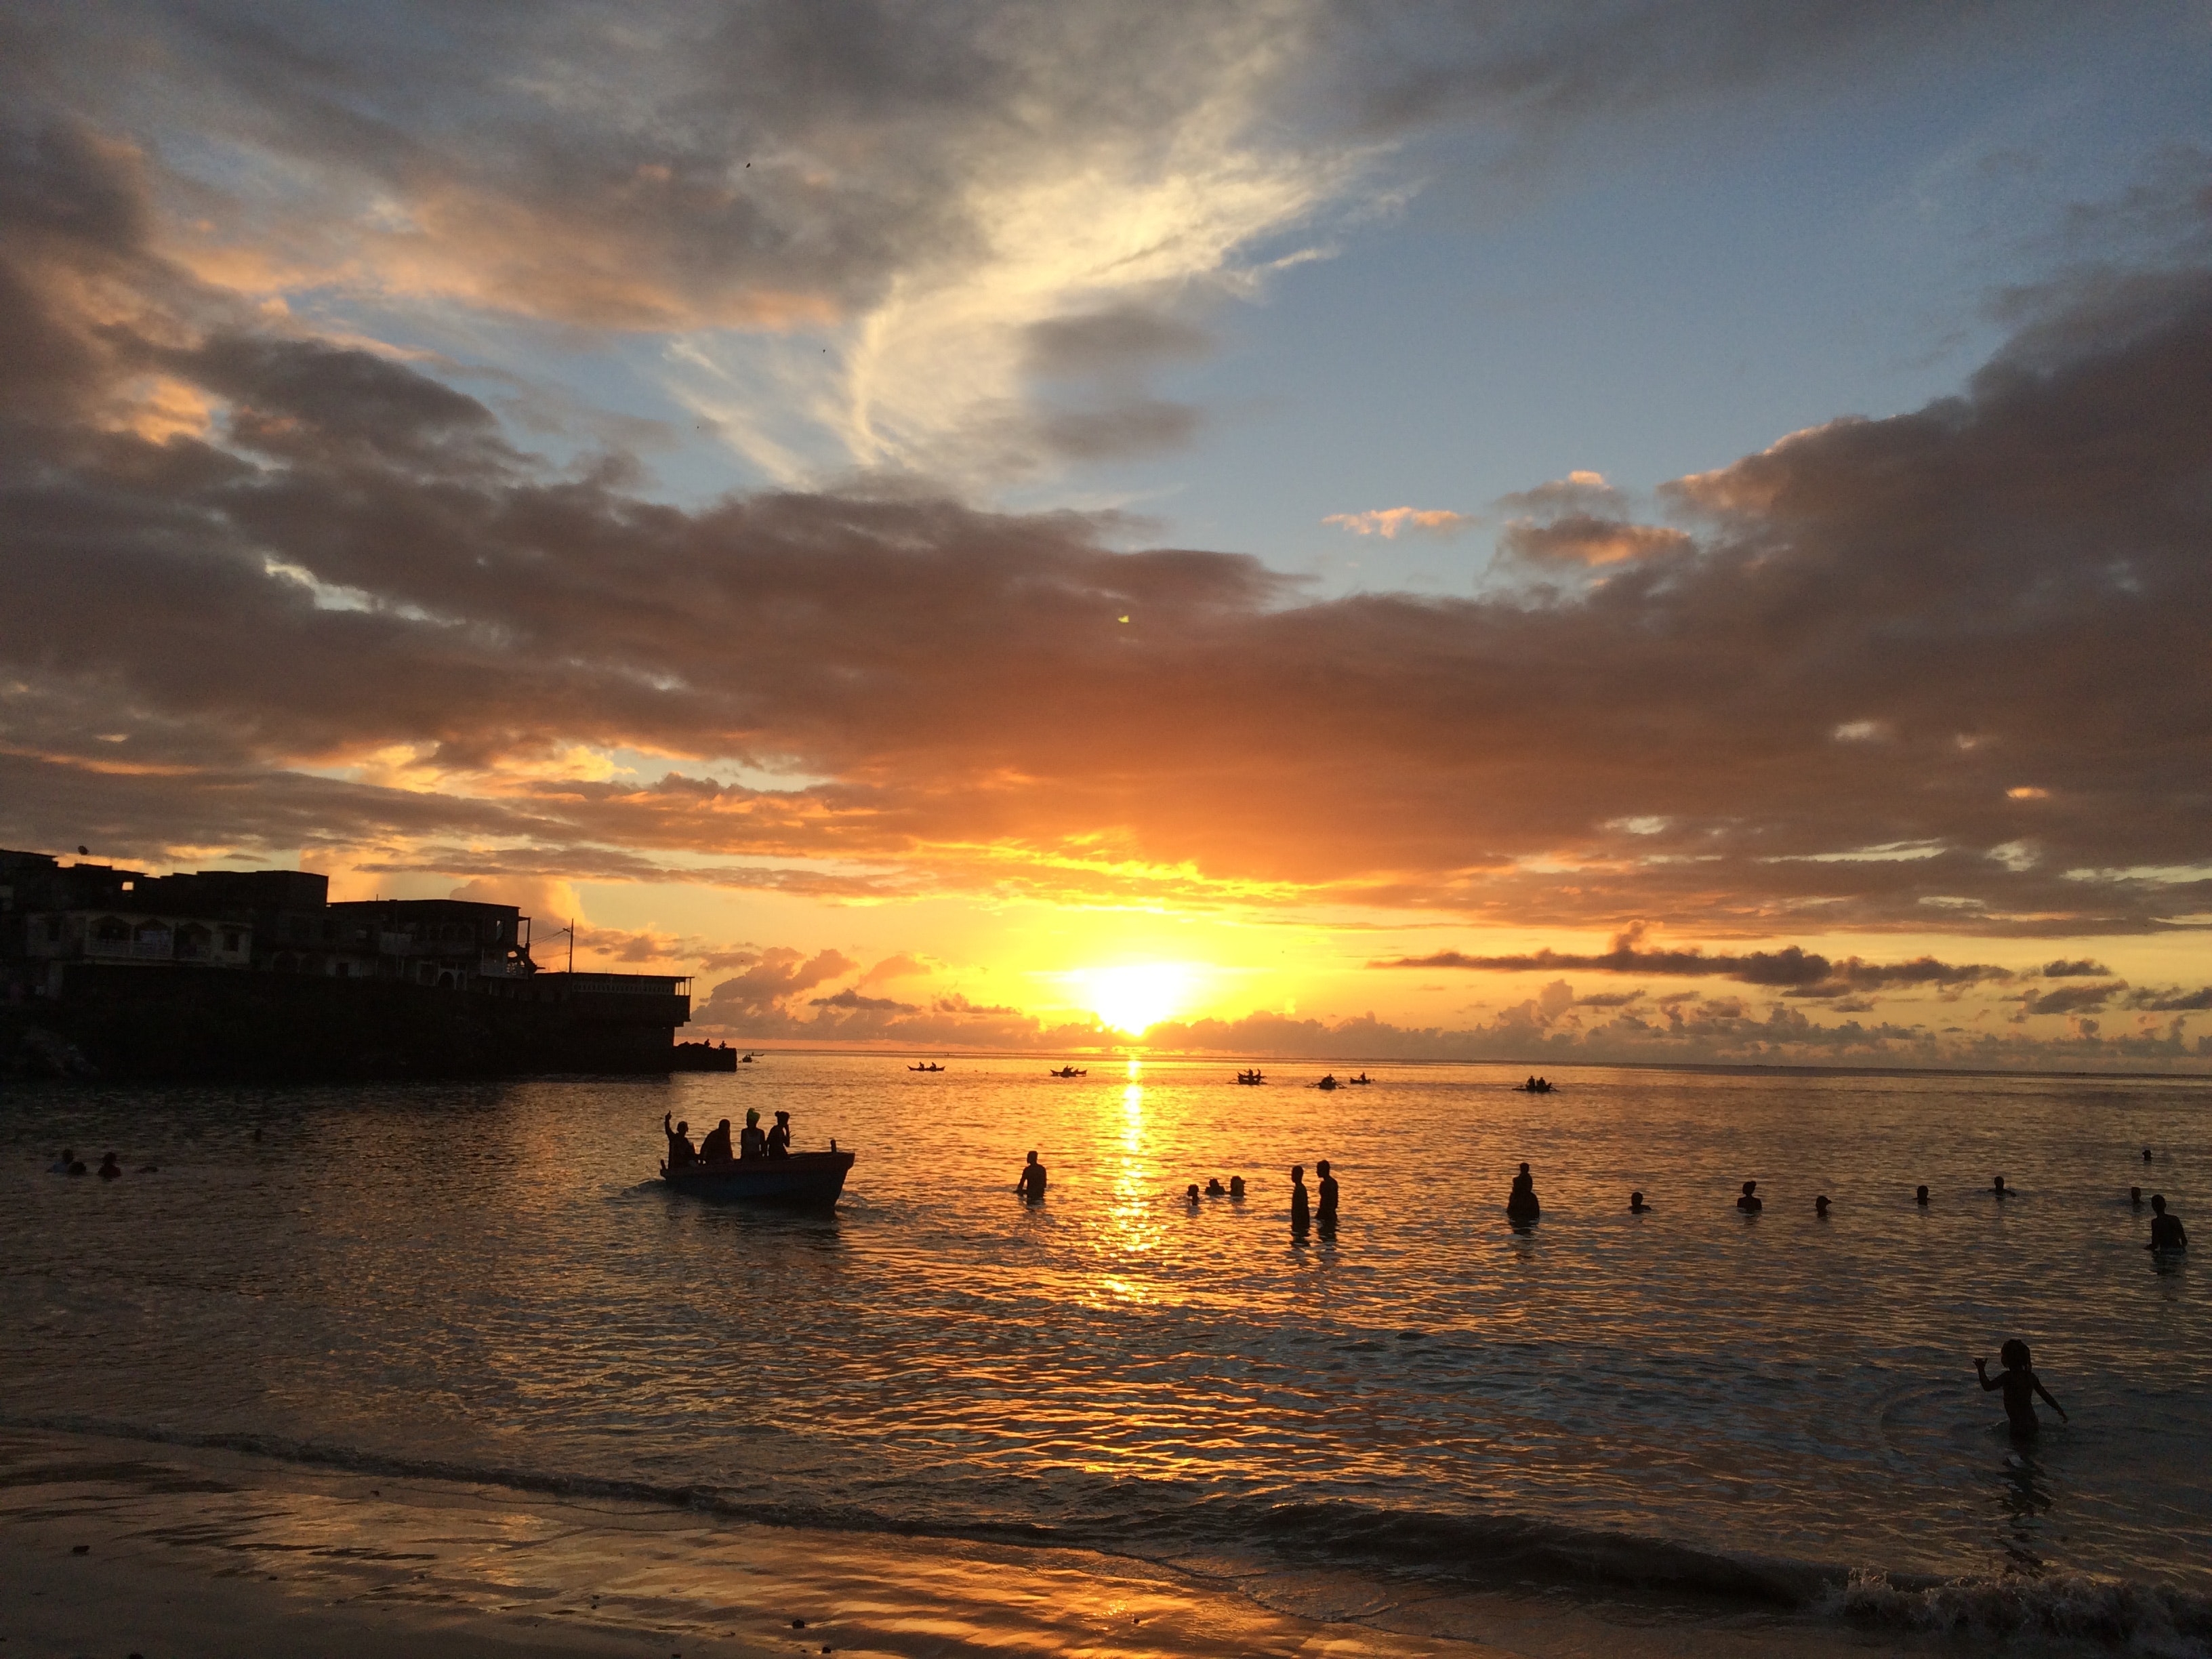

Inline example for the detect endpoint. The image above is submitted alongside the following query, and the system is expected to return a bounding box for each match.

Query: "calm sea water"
[3,1057,2207,1636]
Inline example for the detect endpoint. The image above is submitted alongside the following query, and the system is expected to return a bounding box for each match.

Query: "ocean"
[5,1057,2207,1650]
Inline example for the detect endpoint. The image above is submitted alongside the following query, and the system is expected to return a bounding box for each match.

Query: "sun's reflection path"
[1102,1059,1156,1300]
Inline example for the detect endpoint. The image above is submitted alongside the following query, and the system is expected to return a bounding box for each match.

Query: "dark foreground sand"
[0,1428,1931,1658]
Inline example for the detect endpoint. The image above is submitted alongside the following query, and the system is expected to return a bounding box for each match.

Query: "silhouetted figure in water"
[2144,1147,2154,1162]
[2147,1194,2188,1251]
[98,1152,121,1181]
[663,1113,697,1170]
[697,1118,733,1163]
[1977,1339,2066,1439]
[1317,1160,1339,1227]
[1992,1174,2010,1198]
[1629,1190,1650,1212]
[1917,1185,1930,1207]
[46,1148,75,1174]
[2131,1186,2144,1210]
[1737,1180,1762,1214]
[1017,1150,1048,1202]
[1507,1162,1540,1221]
[766,1110,792,1158]
[1815,1194,1830,1217]
[1290,1164,1311,1231]
[1204,1177,1226,1196]
[1229,1175,1246,1199]
[1186,1183,1202,1205]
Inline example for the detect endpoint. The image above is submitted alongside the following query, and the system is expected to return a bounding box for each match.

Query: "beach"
[3,1426,1956,1659]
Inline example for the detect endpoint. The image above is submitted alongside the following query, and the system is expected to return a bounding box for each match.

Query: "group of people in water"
[661,1109,792,1170]
[44,1147,142,1180]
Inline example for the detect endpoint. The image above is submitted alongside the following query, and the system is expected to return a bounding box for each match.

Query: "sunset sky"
[5,2,2210,1066]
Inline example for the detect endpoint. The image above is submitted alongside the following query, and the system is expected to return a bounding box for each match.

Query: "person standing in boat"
[1017,1149,1048,1202]
[663,1113,697,1170]
[739,1109,767,1159]
[766,1110,793,1158]
[697,1118,734,1163]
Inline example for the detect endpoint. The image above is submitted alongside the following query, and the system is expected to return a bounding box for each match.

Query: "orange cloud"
[1324,507,1473,538]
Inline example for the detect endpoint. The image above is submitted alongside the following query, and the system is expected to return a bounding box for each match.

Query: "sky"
[4,0,2211,1067]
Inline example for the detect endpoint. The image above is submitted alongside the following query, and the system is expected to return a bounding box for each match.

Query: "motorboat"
[660,1149,855,1207]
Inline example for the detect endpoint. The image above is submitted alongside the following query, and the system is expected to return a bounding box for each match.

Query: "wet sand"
[0,1428,1938,1659]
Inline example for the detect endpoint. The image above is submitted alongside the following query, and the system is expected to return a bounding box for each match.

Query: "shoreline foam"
[6,1425,2202,1658]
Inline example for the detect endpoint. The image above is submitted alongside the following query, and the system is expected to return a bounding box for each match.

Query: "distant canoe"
[660,1150,855,1208]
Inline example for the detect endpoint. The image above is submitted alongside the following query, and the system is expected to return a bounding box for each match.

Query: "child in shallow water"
[1975,1339,2067,1439]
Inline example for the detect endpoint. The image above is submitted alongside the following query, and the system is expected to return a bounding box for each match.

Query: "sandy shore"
[0,1427,1932,1658]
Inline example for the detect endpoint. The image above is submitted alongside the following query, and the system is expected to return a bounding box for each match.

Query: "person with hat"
[765,1110,793,1159]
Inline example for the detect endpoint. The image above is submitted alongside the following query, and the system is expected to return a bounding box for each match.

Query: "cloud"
[2041,958,2110,977]
[1378,926,2013,999]
[3,107,2211,952]
[1496,512,1692,567]
[2124,985,2212,1012]
[1324,507,1474,538]
[2015,981,2123,1017]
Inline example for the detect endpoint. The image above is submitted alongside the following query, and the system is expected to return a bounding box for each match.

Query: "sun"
[1075,963,1198,1035]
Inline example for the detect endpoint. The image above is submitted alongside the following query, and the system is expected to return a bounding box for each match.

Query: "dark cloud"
[808,987,917,1012]
[1380,931,2013,997]
[2041,958,2111,977]
[2125,985,2212,1012]
[2015,982,2123,1017]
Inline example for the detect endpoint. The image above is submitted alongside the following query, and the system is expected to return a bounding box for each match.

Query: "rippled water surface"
[4,1058,2207,1606]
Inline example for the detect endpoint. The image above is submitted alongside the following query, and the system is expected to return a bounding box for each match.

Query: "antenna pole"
[567,918,575,975]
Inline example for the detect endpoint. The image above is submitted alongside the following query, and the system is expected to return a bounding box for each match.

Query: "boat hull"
[660,1150,855,1207]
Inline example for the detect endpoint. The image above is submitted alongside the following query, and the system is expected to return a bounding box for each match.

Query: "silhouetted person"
[1815,1194,1830,1217]
[1736,1180,1762,1214]
[1916,1185,1930,1206]
[1976,1339,2067,1439]
[766,1110,792,1158]
[663,1113,697,1170]
[1017,1149,1048,1202]
[1229,1175,1246,1199]
[739,1109,766,1160]
[1290,1164,1310,1230]
[2144,1147,2153,1162]
[1992,1174,2009,1198]
[1317,1160,1339,1226]
[1629,1189,1650,1212]
[697,1118,733,1162]
[2147,1194,2187,1251]
[1186,1183,1201,1204]
[2130,1185,2144,1209]
[1507,1162,1540,1220]
[1204,1177,1226,1196]
[46,1147,75,1174]
[98,1152,121,1181]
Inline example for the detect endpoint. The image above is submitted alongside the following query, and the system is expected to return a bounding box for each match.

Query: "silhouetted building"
[1,846,691,1077]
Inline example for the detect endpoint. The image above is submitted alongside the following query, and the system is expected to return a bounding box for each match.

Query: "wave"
[7,1411,2207,1654]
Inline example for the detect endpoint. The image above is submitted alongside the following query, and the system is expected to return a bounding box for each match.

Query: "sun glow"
[1072,963,1200,1034]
